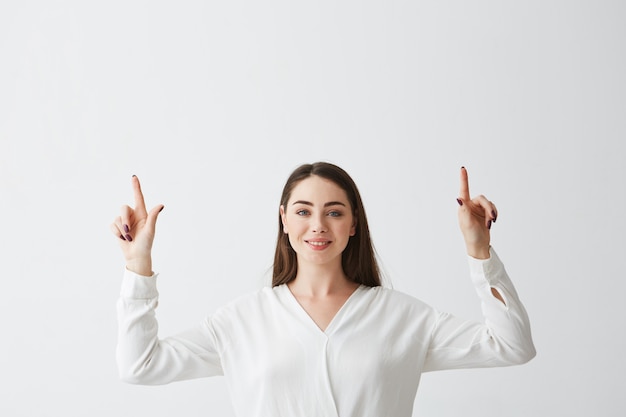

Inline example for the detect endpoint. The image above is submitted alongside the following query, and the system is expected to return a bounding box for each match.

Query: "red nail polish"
[487,220,492,230]
[457,198,463,206]
[119,234,126,241]
[124,224,130,233]
[125,234,133,242]
[491,210,497,222]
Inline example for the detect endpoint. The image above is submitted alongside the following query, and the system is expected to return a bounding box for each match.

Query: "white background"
[1,1,625,416]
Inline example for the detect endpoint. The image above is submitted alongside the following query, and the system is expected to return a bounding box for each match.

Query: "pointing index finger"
[459,166,471,201]
[131,175,148,216]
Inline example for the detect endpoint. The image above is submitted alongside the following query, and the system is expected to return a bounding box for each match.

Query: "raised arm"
[423,168,535,371]
[111,177,222,384]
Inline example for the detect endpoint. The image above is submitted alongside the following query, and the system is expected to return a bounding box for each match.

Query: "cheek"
[286,218,302,232]
[287,234,296,249]
[345,217,357,235]
[338,222,355,239]
[284,219,307,241]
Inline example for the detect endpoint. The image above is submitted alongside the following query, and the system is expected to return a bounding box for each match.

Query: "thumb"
[146,204,165,231]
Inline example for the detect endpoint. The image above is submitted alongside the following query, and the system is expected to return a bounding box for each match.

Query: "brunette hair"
[272,162,381,287]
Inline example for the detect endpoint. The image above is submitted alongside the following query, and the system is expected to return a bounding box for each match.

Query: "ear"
[280,205,288,234]
[350,217,357,236]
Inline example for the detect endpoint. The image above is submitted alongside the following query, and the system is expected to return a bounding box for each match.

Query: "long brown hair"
[272,162,381,288]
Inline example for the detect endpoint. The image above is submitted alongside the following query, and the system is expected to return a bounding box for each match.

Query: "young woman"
[112,162,535,417]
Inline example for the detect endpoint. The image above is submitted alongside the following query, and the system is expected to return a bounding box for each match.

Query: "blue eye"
[296,209,309,216]
[328,211,342,217]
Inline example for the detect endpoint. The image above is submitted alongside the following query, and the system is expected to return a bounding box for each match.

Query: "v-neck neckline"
[280,283,364,336]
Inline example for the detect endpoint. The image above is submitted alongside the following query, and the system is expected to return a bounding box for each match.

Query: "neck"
[289,260,356,297]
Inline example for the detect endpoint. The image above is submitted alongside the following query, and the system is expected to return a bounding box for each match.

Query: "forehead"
[288,176,350,204]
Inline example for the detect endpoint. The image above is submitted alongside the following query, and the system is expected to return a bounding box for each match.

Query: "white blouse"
[117,248,535,417]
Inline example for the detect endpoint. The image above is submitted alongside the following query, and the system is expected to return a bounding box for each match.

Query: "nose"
[311,213,328,233]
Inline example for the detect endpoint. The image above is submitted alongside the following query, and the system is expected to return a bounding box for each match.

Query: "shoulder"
[362,285,424,302]
[203,287,280,351]
[212,286,277,317]
[356,286,441,337]
[359,285,434,313]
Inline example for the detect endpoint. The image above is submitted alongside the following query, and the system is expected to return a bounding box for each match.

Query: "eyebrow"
[291,200,346,207]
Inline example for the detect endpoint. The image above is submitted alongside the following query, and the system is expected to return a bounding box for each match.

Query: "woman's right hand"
[110,175,164,276]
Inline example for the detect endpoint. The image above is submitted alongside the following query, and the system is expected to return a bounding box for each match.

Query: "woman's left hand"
[456,167,497,259]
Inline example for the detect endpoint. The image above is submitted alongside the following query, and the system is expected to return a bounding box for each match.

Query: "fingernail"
[119,234,126,241]
[124,224,130,233]
[125,234,133,242]
[491,210,497,222]
[132,174,136,178]
[487,220,492,230]
[159,206,164,213]
[456,198,463,206]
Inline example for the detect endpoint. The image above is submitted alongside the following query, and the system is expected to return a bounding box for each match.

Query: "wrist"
[467,245,490,260]
[126,258,153,277]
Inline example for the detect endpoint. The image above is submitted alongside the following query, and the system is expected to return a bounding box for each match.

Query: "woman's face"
[280,175,356,269]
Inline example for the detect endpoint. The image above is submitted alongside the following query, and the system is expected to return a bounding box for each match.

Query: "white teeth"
[308,241,329,246]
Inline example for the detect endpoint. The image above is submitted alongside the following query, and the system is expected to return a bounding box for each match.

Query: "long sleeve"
[423,247,536,371]
[114,253,535,416]
[116,269,223,385]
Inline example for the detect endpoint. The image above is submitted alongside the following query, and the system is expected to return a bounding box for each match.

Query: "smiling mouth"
[306,240,331,247]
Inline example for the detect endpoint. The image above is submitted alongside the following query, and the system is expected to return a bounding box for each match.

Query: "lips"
[305,239,332,250]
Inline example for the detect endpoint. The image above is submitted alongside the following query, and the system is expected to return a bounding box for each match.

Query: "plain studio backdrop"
[1,1,624,416]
